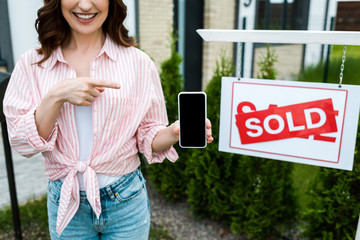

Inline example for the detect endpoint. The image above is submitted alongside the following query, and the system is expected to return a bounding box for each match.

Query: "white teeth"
[74,13,96,20]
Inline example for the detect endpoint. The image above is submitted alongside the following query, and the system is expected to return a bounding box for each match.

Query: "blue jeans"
[47,168,150,239]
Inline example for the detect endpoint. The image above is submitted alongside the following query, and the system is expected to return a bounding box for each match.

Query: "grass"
[149,224,174,240]
[0,196,49,240]
[296,45,360,85]
[331,45,360,60]
[0,195,173,240]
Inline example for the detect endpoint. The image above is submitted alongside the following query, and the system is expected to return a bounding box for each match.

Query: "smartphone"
[178,92,207,148]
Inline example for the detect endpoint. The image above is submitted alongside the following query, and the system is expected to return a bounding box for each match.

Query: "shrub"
[301,133,360,239]
[186,53,237,222]
[186,47,298,240]
[299,55,360,239]
[230,158,297,239]
[146,33,189,201]
[229,46,297,239]
[256,44,278,79]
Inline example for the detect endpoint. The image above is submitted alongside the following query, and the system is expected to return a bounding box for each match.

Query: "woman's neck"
[61,30,106,77]
[63,30,105,52]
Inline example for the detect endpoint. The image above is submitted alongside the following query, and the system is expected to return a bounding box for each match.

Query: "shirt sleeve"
[3,56,58,158]
[136,60,178,164]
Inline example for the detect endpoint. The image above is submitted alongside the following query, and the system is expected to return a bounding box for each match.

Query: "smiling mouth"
[73,13,98,20]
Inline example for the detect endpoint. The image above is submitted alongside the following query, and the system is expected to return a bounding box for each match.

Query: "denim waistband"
[77,168,142,202]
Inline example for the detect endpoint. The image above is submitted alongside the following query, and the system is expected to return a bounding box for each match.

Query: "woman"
[3,0,213,239]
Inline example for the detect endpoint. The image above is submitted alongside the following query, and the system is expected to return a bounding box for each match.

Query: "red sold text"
[235,99,338,144]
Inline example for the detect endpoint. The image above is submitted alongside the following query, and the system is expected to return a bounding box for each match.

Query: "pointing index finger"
[90,79,121,89]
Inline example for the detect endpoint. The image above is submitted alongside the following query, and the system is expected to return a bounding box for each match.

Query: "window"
[255,0,310,30]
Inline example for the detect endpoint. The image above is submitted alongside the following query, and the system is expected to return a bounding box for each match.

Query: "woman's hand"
[49,77,121,106]
[152,118,214,153]
[172,118,214,144]
[35,77,120,139]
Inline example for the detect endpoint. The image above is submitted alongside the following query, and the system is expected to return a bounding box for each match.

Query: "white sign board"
[219,77,360,170]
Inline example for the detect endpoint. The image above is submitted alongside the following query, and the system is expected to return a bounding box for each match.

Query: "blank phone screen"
[178,93,206,148]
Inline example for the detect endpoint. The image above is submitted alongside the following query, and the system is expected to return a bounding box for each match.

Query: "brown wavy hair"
[35,0,136,66]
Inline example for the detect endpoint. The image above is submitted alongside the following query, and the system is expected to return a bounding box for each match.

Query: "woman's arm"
[151,121,179,152]
[35,92,64,140]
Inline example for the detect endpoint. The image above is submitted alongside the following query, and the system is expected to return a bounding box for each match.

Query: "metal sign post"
[0,72,22,240]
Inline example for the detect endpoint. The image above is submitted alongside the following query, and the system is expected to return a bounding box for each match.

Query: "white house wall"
[7,0,43,63]
[123,0,137,37]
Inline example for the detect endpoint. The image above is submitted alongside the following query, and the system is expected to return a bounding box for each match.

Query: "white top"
[75,106,121,190]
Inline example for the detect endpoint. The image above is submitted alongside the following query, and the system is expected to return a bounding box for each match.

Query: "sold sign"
[219,77,360,171]
[235,99,338,144]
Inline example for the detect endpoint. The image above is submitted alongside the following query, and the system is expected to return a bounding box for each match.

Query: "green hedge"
[230,158,297,239]
[301,152,360,239]
[186,55,238,221]
[186,51,298,239]
[297,53,360,239]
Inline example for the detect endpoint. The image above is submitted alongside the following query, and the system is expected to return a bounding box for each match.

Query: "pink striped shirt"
[3,36,178,235]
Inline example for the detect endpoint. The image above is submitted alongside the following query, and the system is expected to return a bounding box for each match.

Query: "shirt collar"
[97,34,118,62]
[44,34,118,70]
[42,47,65,70]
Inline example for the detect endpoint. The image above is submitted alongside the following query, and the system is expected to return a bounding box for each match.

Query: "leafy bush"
[229,46,297,239]
[298,55,360,239]
[301,130,360,239]
[146,33,189,201]
[186,48,297,240]
[230,158,297,239]
[257,44,278,79]
[186,54,237,222]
